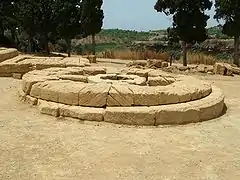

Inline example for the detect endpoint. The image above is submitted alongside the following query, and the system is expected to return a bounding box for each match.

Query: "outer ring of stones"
[19,86,224,126]
[19,67,225,125]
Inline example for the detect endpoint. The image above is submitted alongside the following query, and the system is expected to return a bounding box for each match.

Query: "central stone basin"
[88,74,147,85]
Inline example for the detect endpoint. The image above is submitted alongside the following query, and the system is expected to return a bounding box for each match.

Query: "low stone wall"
[0,55,90,77]
[19,67,225,125]
[19,86,224,126]
[0,48,19,63]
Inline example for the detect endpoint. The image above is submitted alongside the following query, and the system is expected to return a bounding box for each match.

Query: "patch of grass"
[98,49,169,61]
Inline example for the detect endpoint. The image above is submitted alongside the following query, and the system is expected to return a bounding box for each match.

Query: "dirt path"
[0,65,240,179]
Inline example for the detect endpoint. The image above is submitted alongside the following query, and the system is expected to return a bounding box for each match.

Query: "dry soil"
[0,61,240,180]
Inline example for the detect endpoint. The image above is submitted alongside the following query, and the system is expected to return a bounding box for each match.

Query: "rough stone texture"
[25,95,38,105]
[59,75,87,82]
[60,105,104,122]
[88,74,146,86]
[161,62,169,68]
[232,67,240,75]
[153,104,200,125]
[214,63,233,76]
[83,67,106,75]
[190,86,224,121]
[12,73,23,79]
[38,100,62,117]
[0,48,18,62]
[148,76,175,86]
[79,83,111,107]
[87,55,97,63]
[58,82,86,106]
[129,85,160,106]
[147,59,162,68]
[107,84,134,107]
[104,107,155,126]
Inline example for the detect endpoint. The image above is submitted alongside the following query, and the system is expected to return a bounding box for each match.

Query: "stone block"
[104,107,155,126]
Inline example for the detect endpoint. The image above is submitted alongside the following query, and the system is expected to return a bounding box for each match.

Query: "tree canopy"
[155,0,212,66]
[215,0,240,66]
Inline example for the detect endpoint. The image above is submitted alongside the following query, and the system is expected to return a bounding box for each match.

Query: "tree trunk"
[234,36,240,67]
[66,38,71,57]
[92,34,96,55]
[27,37,34,53]
[0,20,4,37]
[11,29,16,45]
[44,32,49,55]
[182,41,187,66]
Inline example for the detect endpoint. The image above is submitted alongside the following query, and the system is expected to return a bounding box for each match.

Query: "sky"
[103,0,218,31]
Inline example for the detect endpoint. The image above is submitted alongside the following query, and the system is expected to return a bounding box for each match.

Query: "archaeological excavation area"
[0,48,225,126]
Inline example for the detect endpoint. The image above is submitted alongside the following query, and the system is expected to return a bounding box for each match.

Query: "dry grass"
[98,50,169,61]
[182,53,217,65]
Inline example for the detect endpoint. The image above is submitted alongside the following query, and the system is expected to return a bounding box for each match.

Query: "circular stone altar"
[19,66,225,126]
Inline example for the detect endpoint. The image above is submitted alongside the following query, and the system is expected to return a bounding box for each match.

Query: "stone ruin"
[0,48,225,126]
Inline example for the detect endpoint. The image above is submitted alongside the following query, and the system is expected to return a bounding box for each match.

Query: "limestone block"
[104,107,155,126]
[190,86,224,121]
[58,82,86,106]
[25,95,38,105]
[129,85,160,106]
[153,104,200,125]
[148,76,175,86]
[135,69,152,78]
[79,83,111,107]
[232,67,240,75]
[0,48,18,62]
[87,55,97,63]
[214,63,233,76]
[147,59,162,68]
[132,60,147,67]
[59,75,87,82]
[38,100,61,117]
[83,67,106,75]
[60,105,104,122]
[107,84,134,107]
[12,73,23,79]
[161,62,169,68]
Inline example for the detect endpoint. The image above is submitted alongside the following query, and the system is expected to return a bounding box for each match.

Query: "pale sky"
[103,0,218,31]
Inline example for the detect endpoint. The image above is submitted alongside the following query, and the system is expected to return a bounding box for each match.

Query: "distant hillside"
[71,26,232,54]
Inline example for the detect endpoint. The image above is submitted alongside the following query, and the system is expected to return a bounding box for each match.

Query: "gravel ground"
[0,63,240,179]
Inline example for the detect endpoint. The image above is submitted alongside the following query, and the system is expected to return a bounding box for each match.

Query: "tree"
[17,0,39,52]
[82,0,104,55]
[0,0,18,46]
[215,0,240,67]
[154,0,212,66]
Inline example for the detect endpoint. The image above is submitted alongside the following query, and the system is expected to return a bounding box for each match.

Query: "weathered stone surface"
[104,107,155,126]
[214,63,233,76]
[38,100,62,117]
[59,75,87,82]
[153,104,200,125]
[190,86,224,121]
[0,48,18,62]
[58,82,86,106]
[148,76,175,86]
[83,67,106,75]
[107,84,134,107]
[161,62,169,68]
[87,55,97,63]
[12,73,23,79]
[147,59,162,68]
[129,85,160,106]
[232,67,240,75]
[25,95,38,105]
[88,74,146,86]
[132,60,147,67]
[178,66,189,71]
[79,83,111,107]
[60,105,104,121]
